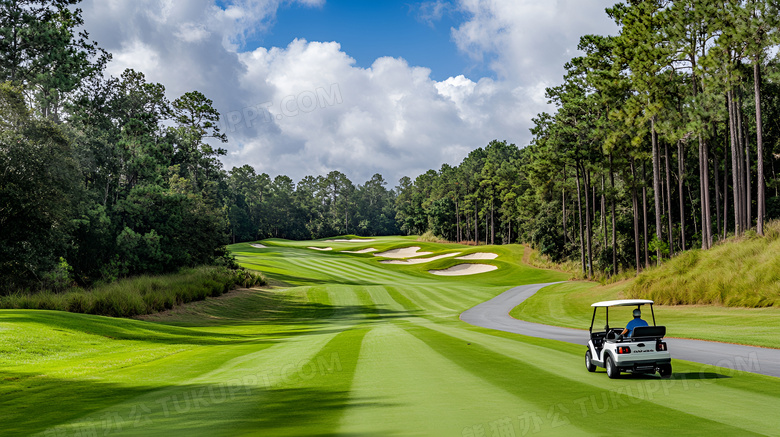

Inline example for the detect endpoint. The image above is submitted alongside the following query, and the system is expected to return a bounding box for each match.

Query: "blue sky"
[253,1,489,81]
[81,0,618,184]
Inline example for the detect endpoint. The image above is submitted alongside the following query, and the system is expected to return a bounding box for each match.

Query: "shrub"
[0,266,267,317]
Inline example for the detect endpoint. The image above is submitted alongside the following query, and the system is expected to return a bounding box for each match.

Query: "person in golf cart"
[620,308,648,338]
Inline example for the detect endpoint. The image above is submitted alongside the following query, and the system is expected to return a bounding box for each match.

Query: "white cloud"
[79,0,617,185]
[107,40,160,77]
[452,0,618,83]
[223,39,545,183]
[415,0,451,27]
[175,22,211,43]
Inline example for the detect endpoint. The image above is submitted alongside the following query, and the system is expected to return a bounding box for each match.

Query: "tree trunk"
[703,135,712,249]
[609,154,616,275]
[736,92,747,231]
[575,164,586,275]
[723,131,729,239]
[677,140,686,251]
[562,188,568,243]
[584,166,593,278]
[714,153,721,239]
[755,60,765,236]
[650,116,664,266]
[642,161,649,268]
[456,200,461,242]
[738,87,751,230]
[562,165,568,243]
[630,159,641,273]
[727,90,741,235]
[664,141,674,256]
[601,173,607,252]
[490,198,495,245]
[466,211,472,242]
[475,200,478,245]
[698,135,705,246]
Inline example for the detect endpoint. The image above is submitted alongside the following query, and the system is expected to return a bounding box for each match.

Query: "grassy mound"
[626,221,780,307]
[0,266,265,317]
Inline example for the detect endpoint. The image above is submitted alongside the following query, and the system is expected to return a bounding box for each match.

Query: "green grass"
[2,236,779,436]
[0,266,264,317]
[510,280,780,349]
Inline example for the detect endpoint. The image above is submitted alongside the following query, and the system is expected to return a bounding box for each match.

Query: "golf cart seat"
[631,326,666,339]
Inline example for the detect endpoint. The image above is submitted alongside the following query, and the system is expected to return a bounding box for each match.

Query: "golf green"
[1,237,778,436]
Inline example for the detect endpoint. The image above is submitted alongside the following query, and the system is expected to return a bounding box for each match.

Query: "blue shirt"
[625,318,648,337]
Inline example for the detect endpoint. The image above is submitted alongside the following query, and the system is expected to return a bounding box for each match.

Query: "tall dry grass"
[625,220,780,307]
[0,267,266,317]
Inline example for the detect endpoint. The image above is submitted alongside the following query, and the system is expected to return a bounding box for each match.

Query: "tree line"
[527,0,780,278]
[0,0,402,290]
[394,0,780,278]
[1,1,236,289]
[225,168,399,242]
[4,0,780,291]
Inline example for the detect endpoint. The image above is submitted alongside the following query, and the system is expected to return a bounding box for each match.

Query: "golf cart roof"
[591,299,654,307]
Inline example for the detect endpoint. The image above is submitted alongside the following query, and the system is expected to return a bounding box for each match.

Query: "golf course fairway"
[2,236,779,436]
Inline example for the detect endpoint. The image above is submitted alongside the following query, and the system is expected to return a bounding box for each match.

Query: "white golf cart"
[585,299,672,379]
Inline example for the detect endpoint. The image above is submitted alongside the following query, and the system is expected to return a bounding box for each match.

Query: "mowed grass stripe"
[400,286,458,315]
[338,323,550,436]
[446,321,780,434]
[406,324,765,436]
[230,327,370,436]
[419,284,488,311]
[314,256,429,286]
[35,328,369,437]
[363,286,416,319]
[413,318,780,434]
[281,256,401,287]
[384,286,424,314]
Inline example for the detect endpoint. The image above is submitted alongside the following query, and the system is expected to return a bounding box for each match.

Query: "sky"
[79,0,619,186]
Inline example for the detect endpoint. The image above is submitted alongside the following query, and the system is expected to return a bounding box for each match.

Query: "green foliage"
[0,83,79,287]
[0,0,108,119]
[225,168,400,242]
[40,257,74,292]
[1,34,236,289]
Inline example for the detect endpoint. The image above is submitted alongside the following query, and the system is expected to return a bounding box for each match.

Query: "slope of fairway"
[2,236,779,436]
[627,222,780,307]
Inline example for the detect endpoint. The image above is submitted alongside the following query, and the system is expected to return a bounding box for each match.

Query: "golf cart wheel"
[658,363,672,379]
[585,350,596,372]
[605,355,620,379]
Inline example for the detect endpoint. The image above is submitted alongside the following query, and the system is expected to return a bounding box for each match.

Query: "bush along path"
[1,237,778,436]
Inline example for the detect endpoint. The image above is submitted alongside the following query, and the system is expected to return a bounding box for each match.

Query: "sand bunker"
[456,252,498,260]
[343,248,378,254]
[381,252,461,265]
[308,247,333,251]
[325,239,377,243]
[429,263,498,276]
[374,246,433,259]
[249,243,267,249]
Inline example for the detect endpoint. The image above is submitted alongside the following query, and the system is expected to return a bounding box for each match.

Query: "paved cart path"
[460,282,780,378]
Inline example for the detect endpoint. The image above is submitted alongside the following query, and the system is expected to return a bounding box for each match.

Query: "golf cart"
[585,299,672,379]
